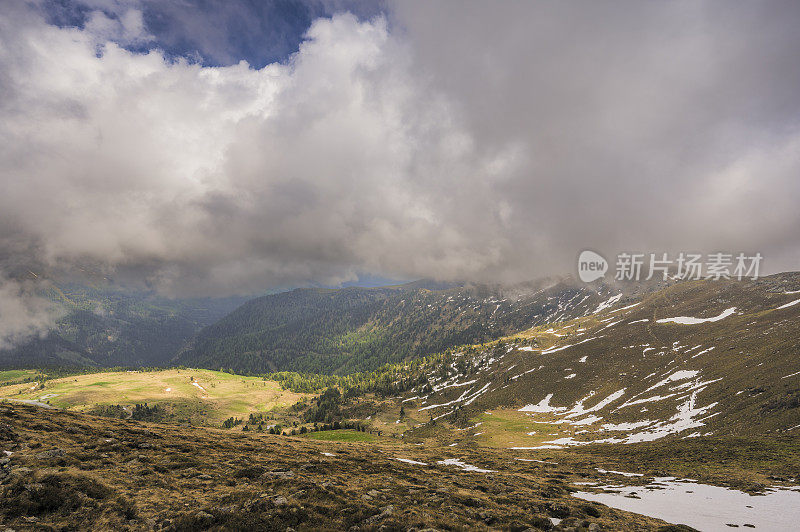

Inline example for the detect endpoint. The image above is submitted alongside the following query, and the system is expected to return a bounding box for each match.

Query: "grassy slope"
[0,369,305,426]
[305,429,376,442]
[0,370,38,386]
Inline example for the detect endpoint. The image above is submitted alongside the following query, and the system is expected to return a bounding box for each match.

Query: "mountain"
[367,272,800,444]
[175,278,646,375]
[3,275,800,530]
[0,282,246,368]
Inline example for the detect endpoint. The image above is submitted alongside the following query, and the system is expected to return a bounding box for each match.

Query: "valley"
[1,274,800,530]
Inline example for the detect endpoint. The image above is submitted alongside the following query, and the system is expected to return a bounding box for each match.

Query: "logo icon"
[578,250,608,283]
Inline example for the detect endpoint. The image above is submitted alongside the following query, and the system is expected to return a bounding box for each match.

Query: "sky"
[2,0,800,343]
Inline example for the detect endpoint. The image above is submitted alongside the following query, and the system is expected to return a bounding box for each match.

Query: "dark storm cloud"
[391,0,800,276]
[1,1,800,342]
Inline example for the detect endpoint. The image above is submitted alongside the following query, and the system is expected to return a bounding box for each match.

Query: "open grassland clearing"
[0,368,306,426]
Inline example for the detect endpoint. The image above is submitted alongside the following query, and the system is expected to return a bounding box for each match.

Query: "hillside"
[176,279,640,375]
[0,282,245,369]
[6,402,798,531]
[369,273,800,446]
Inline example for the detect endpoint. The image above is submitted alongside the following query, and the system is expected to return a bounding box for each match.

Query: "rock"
[588,523,600,531]
[194,511,214,525]
[367,489,380,497]
[478,511,496,524]
[273,496,288,506]
[35,448,65,459]
[364,505,393,525]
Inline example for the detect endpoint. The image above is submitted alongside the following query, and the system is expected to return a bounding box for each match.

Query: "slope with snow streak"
[396,274,800,446]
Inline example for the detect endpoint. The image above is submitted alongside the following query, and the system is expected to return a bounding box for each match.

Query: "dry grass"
[0,403,673,531]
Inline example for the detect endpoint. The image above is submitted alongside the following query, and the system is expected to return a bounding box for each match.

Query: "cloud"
[0,5,516,296]
[392,0,800,269]
[0,276,63,349]
[1,1,800,302]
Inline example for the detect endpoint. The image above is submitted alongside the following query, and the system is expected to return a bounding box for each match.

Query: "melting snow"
[433,379,477,392]
[777,298,800,310]
[600,420,654,431]
[574,479,800,531]
[437,458,495,473]
[656,307,737,325]
[594,294,623,314]
[644,370,699,392]
[393,458,428,466]
[596,468,643,477]
[519,394,567,413]
[571,415,602,425]
[691,346,715,358]
[609,303,641,314]
[541,335,603,354]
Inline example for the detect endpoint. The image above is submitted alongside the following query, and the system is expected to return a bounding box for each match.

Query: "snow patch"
[393,457,428,466]
[437,458,495,473]
[777,298,800,310]
[656,307,737,325]
[594,294,623,314]
[574,479,800,531]
[519,394,567,413]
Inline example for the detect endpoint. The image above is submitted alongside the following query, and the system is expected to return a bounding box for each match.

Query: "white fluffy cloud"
[1,4,518,295]
[1,1,799,304]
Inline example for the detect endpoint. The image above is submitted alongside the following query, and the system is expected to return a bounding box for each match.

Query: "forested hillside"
[176,279,629,374]
[0,283,245,368]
